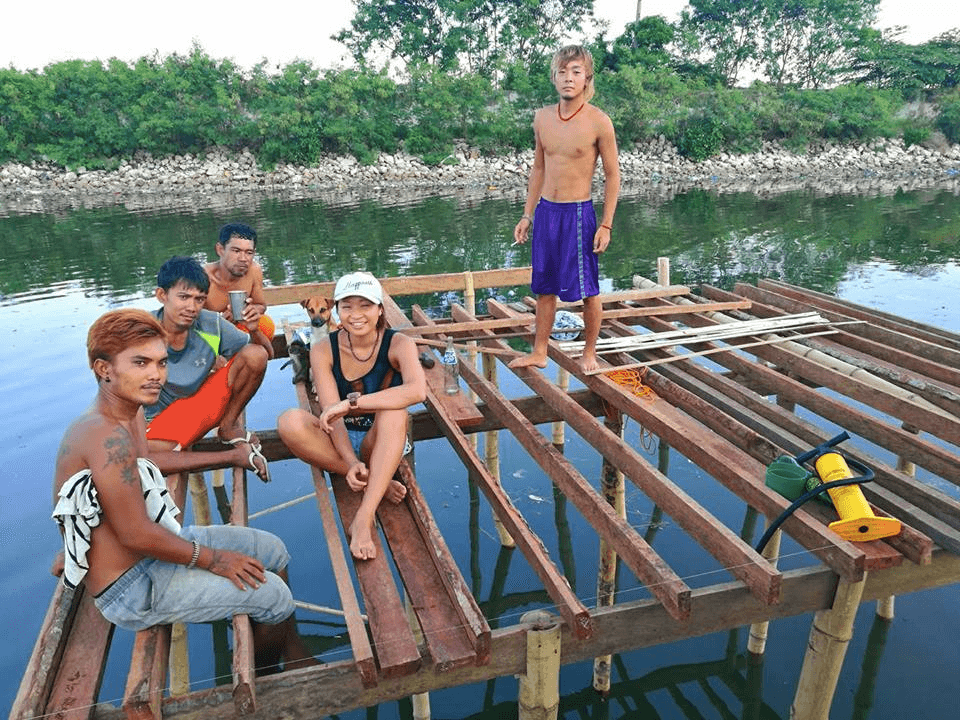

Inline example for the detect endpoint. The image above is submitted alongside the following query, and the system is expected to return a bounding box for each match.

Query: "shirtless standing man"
[508,45,620,373]
[204,223,275,358]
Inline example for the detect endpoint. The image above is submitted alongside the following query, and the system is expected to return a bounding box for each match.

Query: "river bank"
[3,136,960,215]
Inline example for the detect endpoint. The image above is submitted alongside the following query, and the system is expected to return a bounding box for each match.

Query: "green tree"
[600,17,674,72]
[758,0,880,88]
[334,0,594,76]
[677,0,761,86]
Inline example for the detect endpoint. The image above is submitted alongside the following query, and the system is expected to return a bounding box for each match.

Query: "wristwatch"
[347,391,361,409]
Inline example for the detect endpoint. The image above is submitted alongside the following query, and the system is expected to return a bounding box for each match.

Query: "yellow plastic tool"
[814,452,901,542]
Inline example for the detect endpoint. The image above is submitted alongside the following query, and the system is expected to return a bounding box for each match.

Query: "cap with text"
[334,272,383,304]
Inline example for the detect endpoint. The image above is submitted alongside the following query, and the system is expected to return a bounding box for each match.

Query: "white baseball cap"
[334,272,383,304]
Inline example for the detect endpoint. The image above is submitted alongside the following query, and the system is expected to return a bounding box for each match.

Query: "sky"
[2,1,958,73]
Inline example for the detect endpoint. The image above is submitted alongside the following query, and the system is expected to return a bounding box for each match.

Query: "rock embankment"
[3,136,960,214]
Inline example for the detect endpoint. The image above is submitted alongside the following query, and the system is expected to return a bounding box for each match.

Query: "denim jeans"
[94,525,294,631]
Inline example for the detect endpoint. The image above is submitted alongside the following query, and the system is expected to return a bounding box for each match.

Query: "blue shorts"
[94,525,294,631]
[531,198,600,302]
[346,427,411,459]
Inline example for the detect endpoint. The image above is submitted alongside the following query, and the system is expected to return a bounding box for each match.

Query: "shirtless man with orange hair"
[508,45,621,373]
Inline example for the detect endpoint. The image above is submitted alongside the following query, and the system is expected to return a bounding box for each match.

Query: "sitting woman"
[278,272,426,560]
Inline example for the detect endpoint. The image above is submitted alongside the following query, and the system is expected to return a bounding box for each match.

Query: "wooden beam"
[329,475,423,678]
[262,268,535,306]
[122,626,170,720]
[446,306,693,620]
[93,551,960,720]
[381,298,592,638]
[489,298,867,583]
[290,366,378,688]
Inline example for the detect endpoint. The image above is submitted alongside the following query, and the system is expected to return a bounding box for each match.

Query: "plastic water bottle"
[441,337,459,395]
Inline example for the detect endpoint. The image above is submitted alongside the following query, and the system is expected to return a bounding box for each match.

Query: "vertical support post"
[656,256,670,287]
[747,527,782,655]
[464,271,479,453]
[483,351,514,547]
[879,421,917,620]
[552,368,569,446]
[518,611,560,720]
[405,594,431,720]
[593,411,625,693]
[791,576,867,720]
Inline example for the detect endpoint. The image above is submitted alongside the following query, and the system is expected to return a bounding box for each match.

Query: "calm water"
[2,187,959,719]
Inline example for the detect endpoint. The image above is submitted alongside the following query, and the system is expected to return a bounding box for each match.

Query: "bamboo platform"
[12,266,960,720]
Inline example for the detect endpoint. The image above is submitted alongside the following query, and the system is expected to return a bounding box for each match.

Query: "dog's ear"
[325,297,335,310]
[299,299,310,309]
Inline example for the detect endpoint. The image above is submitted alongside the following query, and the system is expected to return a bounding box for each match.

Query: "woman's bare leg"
[348,408,407,559]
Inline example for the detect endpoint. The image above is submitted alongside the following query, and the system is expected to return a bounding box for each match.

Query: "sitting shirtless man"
[203,222,275,358]
[52,309,313,671]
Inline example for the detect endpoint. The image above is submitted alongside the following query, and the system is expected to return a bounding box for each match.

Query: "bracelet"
[600,224,612,231]
[521,214,534,225]
[186,539,201,569]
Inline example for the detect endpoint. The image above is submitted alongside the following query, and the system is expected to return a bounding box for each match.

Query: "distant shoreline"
[3,138,960,215]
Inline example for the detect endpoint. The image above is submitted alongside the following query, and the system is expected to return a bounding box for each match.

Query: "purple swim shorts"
[530,198,600,302]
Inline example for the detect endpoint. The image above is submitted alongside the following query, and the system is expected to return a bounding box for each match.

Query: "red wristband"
[600,224,612,231]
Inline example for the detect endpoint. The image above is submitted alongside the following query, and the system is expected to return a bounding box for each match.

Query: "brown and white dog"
[300,296,339,334]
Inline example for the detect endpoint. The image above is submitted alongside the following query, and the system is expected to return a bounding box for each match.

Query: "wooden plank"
[122,626,170,720]
[419,346,486,427]
[263,267,535,306]
[722,283,960,390]
[46,591,114,720]
[381,301,593,639]
[645,340,960,555]
[471,305,785,603]
[441,314,696,620]
[759,279,960,352]
[93,552,960,720]
[393,460,491,665]
[329,475,423,678]
[11,582,83,720]
[489,299,869,583]
[374,465,484,671]
[228,462,257,715]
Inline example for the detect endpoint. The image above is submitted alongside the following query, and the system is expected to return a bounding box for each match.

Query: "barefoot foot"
[385,479,407,504]
[579,352,600,374]
[348,518,377,560]
[508,352,548,369]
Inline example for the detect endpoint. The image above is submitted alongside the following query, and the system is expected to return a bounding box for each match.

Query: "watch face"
[348,392,360,407]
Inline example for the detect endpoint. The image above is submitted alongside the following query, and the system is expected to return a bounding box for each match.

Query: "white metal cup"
[228,290,247,319]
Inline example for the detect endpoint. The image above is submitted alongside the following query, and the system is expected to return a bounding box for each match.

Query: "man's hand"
[593,225,611,254]
[513,216,532,245]
[206,548,267,591]
[240,300,264,331]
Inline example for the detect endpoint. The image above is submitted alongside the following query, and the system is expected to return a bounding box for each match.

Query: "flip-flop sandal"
[245,442,271,483]
[221,431,260,449]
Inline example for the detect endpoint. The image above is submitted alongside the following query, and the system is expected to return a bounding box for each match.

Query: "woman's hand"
[319,399,350,433]
[345,460,369,492]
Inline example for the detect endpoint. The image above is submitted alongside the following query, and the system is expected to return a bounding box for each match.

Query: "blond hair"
[550,45,595,102]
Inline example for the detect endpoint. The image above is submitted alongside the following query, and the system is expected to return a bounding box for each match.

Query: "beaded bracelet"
[186,539,201,569]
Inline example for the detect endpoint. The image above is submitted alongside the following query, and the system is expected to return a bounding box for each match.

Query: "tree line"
[3,0,960,170]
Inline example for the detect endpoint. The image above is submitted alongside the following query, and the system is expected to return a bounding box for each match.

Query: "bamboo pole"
[552,368,569,446]
[464,273,479,458]
[747,528,782,656]
[593,411,626,694]
[657,257,670,287]
[791,576,867,720]
[518,611,561,720]
[483,351,514,547]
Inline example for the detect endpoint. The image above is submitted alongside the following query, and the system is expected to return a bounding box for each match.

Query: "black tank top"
[330,328,403,429]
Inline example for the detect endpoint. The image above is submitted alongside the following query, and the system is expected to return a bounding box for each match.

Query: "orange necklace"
[558,102,585,122]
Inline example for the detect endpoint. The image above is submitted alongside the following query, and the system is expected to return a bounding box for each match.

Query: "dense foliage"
[2,1,959,169]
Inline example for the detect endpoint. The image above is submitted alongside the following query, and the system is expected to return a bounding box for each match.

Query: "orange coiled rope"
[604,367,653,399]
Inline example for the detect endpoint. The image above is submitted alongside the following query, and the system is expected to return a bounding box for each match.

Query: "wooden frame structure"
[13,267,960,720]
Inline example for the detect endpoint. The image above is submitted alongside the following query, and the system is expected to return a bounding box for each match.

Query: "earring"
[104,376,111,383]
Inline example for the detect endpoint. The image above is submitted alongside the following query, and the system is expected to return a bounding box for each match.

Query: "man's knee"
[236,343,269,373]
